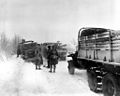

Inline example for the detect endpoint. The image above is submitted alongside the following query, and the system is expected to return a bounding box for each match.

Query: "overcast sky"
[0,0,120,43]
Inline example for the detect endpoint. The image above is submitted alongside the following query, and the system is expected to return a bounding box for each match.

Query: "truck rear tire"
[87,70,98,92]
[68,61,75,75]
[102,73,120,96]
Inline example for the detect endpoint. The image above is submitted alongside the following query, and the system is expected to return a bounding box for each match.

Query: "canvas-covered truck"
[17,40,43,69]
[67,27,120,96]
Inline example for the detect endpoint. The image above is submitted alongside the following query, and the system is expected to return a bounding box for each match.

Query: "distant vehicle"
[17,40,42,67]
[67,27,120,96]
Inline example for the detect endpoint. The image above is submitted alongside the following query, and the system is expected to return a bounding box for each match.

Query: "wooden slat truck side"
[68,27,120,96]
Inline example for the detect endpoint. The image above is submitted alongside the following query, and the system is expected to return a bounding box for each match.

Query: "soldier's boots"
[53,70,55,73]
[53,66,56,73]
[36,65,42,70]
[47,66,50,68]
[36,66,37,70]
[39,67,42,70]
[49,70,52,72]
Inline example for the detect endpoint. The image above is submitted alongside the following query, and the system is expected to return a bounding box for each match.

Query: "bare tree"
[70,38,78,51]
[11,34,22,55]
[0,33,22,56]
[0,32,9,52]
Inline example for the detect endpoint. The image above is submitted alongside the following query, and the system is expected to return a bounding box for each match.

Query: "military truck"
[17,40,43,69]
[67,27,120,96]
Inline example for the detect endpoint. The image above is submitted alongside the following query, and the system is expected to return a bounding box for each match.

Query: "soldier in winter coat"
[49,45,59,73]
[35,46,43,70]
[47,46,52,68]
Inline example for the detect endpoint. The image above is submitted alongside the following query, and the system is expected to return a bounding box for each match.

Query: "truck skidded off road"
[17,40,43,69]
[67,27,120,96]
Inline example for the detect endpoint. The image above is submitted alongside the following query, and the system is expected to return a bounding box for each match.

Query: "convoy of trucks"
[68,27,120,96]
[16,27,120,96]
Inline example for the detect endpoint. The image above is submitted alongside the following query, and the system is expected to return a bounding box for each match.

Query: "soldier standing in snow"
[35,45,43,70]
[49,45,59,73]
[17,39,25,57]
[47,46,51,68]
[17,44,21,57]
[35,53,43,70]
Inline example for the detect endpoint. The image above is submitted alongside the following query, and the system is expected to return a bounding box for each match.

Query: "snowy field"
[0,55,103,96]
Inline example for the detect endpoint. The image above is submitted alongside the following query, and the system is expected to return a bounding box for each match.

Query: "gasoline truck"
[67,27,120,96]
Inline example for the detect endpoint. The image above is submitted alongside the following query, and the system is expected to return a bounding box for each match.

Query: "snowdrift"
[0,54,101,96]
[0,55,50,96]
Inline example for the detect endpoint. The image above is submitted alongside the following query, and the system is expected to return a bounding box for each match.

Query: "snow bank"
[0,54,102,96]
[0,54,51,96]
[0,55,23,96]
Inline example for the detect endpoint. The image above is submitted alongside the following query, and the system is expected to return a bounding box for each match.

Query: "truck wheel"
[87,70,98,92]
[68,61,75,74]
[102,74,120,96]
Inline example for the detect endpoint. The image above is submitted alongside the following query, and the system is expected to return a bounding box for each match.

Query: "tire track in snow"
[42,61,102,96]
[0,57,102,96]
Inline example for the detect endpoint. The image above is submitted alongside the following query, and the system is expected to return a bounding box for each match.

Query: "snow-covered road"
[0,56,103,96]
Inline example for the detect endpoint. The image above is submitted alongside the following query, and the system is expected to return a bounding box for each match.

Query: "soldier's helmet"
[21,39,25,43]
